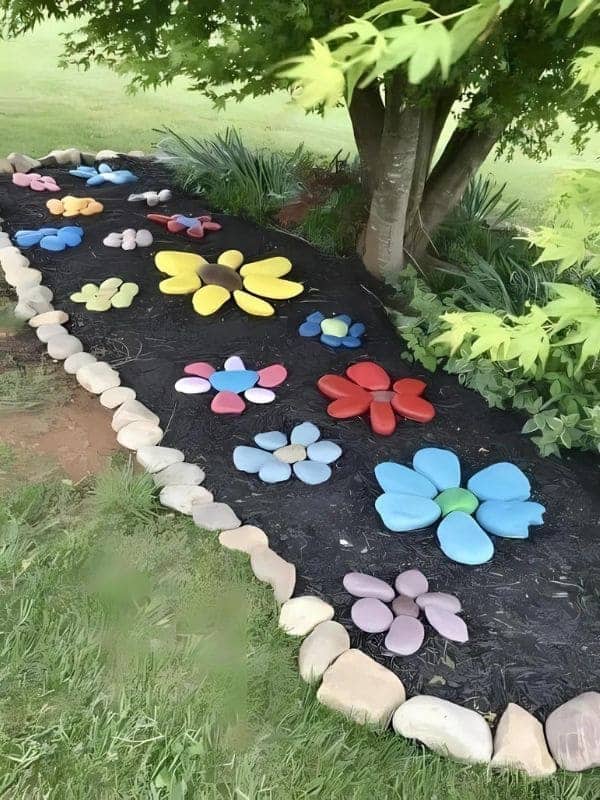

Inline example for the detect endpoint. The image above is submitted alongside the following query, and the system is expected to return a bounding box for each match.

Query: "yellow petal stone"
[111,282,139,308]
[46,198,64,215]
[217,250,244,269]
[232,290,274,317]
[86,295,113,312]
[192,285,231,316]
[242,275,304,300]
[155,251,206,276]
[159,273,201,294]
[240,257,292,278]
[99,277,123,291]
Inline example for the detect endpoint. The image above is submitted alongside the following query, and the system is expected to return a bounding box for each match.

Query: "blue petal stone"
[436,511,494,565]
[341,336,361,348]
[290,422,320,446]
[307,440,342,464]
[413,448,461,491]
[69,166,97,178]
[259,458,292,483]
[209,369,259,393]
[293,460,331,485]
[476,500,545,538]
[39,227,59,236]
[299,321,321,338]
[306,311,325,324]
[374,462,437,498]
[349,322,366,337]
[56,227,83,246]
[40,236,65,251]
[233,446,272,473]
[86,174,104,186]
[16,232,43,247]
[467,462,531,502]
[98,163,112,173]
[174,215,199,227]
[375,492,441,532]
[336,314,352,326]
[320,334,343,347]
[254,431,288,451]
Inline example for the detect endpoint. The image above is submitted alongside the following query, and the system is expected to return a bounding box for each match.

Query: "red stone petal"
[392,378,427,396]
[370,400,397,436]
[258,364,287,388]
[184,361,215,379]
[211,391,245,415]
[203,221,222,231]
[187,224,206,238]
[346,361,390,391]
[318,374,368,400]
[146,213,171,224]
[327,395,371,419]
[392,393,435,423]
[166,219,187,233]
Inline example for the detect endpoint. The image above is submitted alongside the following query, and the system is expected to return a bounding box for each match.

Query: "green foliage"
[571,46,600,99]
[0,363,63,411]
[157,127,309,223]
[392,270,600,456]
[294,184,367,256]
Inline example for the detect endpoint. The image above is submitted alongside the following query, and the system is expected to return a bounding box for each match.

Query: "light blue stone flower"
[374,447,545,565]
[298,311,365,349]
[69,162,138,185]
[233,422,342,485]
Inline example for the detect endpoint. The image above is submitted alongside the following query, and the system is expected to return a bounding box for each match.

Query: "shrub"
[294,183,367,256]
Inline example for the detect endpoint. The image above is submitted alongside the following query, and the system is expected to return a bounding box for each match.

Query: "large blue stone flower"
[233,422,342,485]
[299,311,365,348]
[374,447,545,565]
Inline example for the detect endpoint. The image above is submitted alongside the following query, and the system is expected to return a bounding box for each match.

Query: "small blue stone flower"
[14,225,84,251]
[234,422,342,485]
[374,447,545,565]
[69,162,138,186]
[299,311,365,349]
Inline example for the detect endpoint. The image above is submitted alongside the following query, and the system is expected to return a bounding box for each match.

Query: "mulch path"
[1,158,599,717]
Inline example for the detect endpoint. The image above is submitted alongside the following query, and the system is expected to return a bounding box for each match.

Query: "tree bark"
[348,84,385,199]
[362,74,421,279]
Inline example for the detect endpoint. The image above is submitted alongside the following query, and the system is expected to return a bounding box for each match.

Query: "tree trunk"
[348,85,385,199]
[404,124,502,266]
[362,75,421,279]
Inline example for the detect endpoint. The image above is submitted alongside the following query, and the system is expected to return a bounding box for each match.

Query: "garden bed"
[1,158,599,719]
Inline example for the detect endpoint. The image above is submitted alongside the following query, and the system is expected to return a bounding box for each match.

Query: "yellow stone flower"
[154,250,304,317]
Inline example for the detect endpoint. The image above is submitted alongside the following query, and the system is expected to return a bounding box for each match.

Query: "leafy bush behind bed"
[156,127,310,223]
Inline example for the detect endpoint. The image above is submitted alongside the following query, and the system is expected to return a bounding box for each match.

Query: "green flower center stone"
[435,487,479,516]
[320,318,349,338]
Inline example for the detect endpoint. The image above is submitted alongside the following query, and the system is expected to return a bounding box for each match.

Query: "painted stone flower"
[374,447,546,565]
[299,311,365,348]
[174,356,287,414]
[147,213,222,239]
[154,250,304,317]
[69,163,138,185]
[233,422,342,485]
[318,361,435,436]
[15,225,83,252]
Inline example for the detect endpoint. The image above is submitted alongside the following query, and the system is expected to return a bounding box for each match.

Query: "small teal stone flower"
[374,447,545,565]
[299,311,365,348]
[234,422,342,485]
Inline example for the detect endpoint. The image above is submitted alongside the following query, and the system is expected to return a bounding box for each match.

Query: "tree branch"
[348,84,385,199]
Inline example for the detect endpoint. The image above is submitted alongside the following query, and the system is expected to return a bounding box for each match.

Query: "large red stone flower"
[317,361,435,436]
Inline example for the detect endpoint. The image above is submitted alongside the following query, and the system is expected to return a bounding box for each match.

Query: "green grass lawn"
[1,458,600,799]
[1,21,599,225]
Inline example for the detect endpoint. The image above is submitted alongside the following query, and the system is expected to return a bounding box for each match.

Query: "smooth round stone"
[351,597,393,633]
[224,355,245,371]
[184,362,215,379]
[391,595,420,618]
[321,318,348,338]
[112,399,159,431]
[320,333,343,348]
[257,364,287,388]
[259,458,292,483]
[467,462,531,502]
[37,323,66,343]
[175,377,211,394]
[29,310,68,328]
[136,445,184,473]
[299,320,321,337]
[298,620,350,683]
[274,444,306,464]
[343,572,395,602]
[375,462,437,498]
[290,422,320,446]
[278,596,334,636]
[293,460,331,485]
[375,493,442,532]
[395,569,428,598]
[425,606,469,643]
[435,487,478,516]
[153,462,205,488]
[385,615,425,655]
[211,391,245,414]
[192,502,241,532]
[254,431,287,451]
[47,334,83,360]
[475,500,545,538]
[100,386,136,409]
[135,229,153,247]
[245,387,275,404]
[306,440,342,464]
[234,446,272,473]
[64,351,96,375]
[219,525,269,554]
[159,485,213,515]
[76,362,120,394]
[209,369,258,393]
[436,511,495,565]
[117,421,163,449]
[416,592,461,614]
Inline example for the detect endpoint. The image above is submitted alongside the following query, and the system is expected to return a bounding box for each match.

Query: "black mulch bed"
[2,159,599,718]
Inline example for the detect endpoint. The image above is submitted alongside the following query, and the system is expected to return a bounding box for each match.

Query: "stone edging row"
[0,148,598,779]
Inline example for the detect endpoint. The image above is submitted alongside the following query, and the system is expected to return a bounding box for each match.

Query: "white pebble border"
[1,149,598,779]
